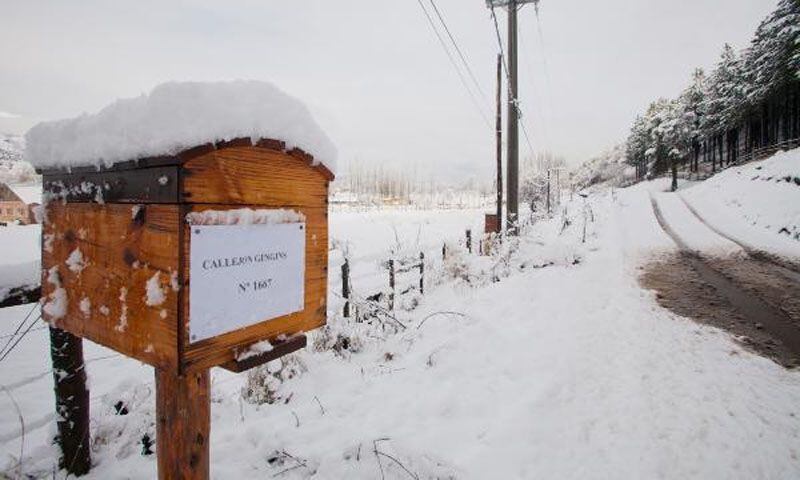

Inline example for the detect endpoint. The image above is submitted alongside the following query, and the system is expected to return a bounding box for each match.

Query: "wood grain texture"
[181,146,330,207]
[155,368,210,480]
[41,202,180,370]
[180,203,328,373]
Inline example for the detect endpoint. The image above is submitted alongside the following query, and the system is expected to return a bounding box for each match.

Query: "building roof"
[0,183,23,202]
[8,184,42,205]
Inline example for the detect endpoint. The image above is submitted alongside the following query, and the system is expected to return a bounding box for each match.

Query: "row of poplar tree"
[625,0,800,190]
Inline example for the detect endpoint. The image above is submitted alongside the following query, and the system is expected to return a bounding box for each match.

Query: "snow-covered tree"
[621,0,800,183]
[625,115,649,179]
[701,45,745,137]
[740,0,800,106]
[520,151,566,216]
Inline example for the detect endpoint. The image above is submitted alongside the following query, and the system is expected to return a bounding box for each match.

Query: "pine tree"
[741,0,800,105]
[701,44,745,137]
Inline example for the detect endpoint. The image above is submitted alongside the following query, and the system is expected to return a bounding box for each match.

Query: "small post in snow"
[466,229,472,254]
[388,259,395,311]
[419,252,425,295]
[341,259,350,318]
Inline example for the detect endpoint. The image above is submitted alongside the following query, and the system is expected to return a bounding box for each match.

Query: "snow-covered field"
[2,149,800,478]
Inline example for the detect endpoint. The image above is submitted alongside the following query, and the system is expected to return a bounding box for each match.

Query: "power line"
[531,3,555,151]
[0,315,43,363]
[490,6,511,80]
[517,10,550,154]
[0,303,39,357]
[427,0,489,103]
[414,0,493,129]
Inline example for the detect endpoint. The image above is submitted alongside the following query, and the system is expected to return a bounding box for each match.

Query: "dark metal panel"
[43,166,180,204]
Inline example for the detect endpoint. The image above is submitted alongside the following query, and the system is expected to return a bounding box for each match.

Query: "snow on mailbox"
[28,81,335,479]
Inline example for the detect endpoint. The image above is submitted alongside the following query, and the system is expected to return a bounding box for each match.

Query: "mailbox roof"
[25,80,337,175]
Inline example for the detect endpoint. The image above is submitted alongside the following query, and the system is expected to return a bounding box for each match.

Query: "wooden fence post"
[341,259,350,318]
[582,206,588,244]
[466,229,472,254]
[419,252,425,295]
[50,327,91,476]
[388,259,395,311]
[156,368,210,480]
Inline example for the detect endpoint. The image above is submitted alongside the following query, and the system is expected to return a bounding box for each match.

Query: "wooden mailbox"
[39,137,333,478]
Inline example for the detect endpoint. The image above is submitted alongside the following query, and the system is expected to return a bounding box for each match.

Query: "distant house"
[0,182,37,225]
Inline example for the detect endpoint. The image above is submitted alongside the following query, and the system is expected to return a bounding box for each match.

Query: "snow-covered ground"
[328,207,486,302]
[0,224,40,299]
[652,192,743,258]
[3,176,800,478]
[681,148,800,264]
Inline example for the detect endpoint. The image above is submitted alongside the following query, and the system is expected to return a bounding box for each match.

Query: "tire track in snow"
[678,194,800,281]
[649,194,800,361]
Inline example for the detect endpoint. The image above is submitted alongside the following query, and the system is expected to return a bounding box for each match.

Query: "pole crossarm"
[485,0,539,8]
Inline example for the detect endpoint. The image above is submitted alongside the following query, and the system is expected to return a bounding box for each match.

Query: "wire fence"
[336,227,483,319]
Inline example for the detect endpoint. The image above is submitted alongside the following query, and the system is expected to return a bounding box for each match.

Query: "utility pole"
[506,0,519,234]
[495,53,503,234]
[487,0,539,234]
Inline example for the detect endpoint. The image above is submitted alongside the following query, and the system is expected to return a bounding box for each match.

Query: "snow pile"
[115,287,128,333]
[25,80,337,173]
[144,273,166,307]
[65,247,86,274]
[42,266,67,320]
[79,297,91,317]
[681,147,800,262]
[185,208,304,226]
[235,339,274,362]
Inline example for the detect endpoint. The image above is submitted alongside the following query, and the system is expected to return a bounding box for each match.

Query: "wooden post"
[442,243,447,261]
[388,259,395,311]
[50,327,91,476]
[341,259,350,318]
[546,169,551,214]
[155,369,210,480]
[582,198,588,244]
[556,169,560,207]
[419,252,425,295]
[495,53,503,235]
[466,229,472,254]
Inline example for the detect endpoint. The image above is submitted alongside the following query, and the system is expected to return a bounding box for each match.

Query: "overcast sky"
[0,0,776,180]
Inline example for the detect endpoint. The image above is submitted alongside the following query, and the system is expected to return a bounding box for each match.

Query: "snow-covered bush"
[241,354,307,405]
[311,316,367,357]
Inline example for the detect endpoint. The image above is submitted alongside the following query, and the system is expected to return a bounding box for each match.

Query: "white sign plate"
[189,222,305,343]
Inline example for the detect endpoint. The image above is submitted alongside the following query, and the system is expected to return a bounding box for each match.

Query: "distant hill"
[572,144,633,190]
[0,133,37,184]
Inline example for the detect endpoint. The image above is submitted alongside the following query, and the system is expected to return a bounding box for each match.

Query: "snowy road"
[2,185,800,479]
[650,190,800,366]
